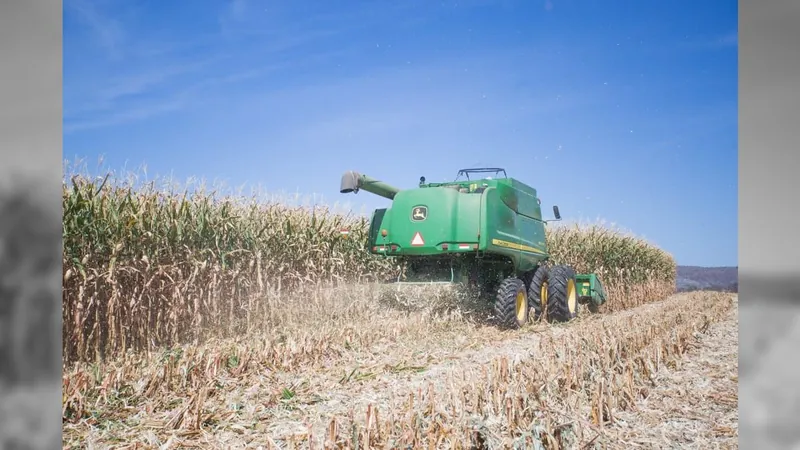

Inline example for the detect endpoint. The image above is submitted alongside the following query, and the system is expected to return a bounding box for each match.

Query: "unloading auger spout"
[339,170,402,200]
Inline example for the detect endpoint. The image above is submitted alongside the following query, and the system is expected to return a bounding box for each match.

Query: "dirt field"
[63,289,738,449]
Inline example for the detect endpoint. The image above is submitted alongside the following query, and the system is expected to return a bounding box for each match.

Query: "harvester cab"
[339,168,607,329]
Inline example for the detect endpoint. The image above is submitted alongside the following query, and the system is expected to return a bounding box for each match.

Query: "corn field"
[62,172,676,366]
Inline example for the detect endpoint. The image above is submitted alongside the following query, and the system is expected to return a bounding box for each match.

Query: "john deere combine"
[339,168,607,328]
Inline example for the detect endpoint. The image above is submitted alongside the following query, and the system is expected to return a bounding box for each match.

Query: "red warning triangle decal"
[411,232,425,246]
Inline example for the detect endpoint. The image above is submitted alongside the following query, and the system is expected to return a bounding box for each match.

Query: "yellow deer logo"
[411,206,427,221]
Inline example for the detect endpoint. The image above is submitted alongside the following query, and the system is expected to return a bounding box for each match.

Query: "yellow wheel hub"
[567,279,577,313]
[540,281,549,309]
[515,291,527,322]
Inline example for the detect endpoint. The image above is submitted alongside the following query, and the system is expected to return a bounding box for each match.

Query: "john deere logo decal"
[411,206,427,222]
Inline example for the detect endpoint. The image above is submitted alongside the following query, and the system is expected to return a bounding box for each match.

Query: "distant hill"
[676,266,738,293]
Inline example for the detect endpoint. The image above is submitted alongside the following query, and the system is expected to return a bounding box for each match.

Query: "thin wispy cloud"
[218,0,257,37]
[64,1,368,132]
[69,58,223,115]
[63,43,362,132]
[64,65,269,133]
[64,98,186,133]
[680,31,739,51]
[717,31,738,47]
[64,0,125,60]
[229,0,248,22]
[264,54,603,142]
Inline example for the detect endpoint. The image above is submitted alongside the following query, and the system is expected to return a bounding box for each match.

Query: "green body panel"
[367,208,388,247]
[478,181,548,274]
[574,273,607,306]
[365,177,549,276]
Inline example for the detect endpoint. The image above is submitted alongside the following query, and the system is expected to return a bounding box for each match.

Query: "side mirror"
[553,205,561,220]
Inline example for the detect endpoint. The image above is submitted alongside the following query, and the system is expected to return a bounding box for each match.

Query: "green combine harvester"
[339,167,607,329]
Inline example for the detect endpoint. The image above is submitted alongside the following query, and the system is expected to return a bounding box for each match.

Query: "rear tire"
[546,265,579,322]
[494,277,528,329]
[528,265,549,321]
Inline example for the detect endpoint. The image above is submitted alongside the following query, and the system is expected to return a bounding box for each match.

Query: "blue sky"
[63,0,738,267]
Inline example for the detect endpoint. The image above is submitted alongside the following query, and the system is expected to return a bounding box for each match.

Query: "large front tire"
[546,265,579,322]
[494,277,529,329]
